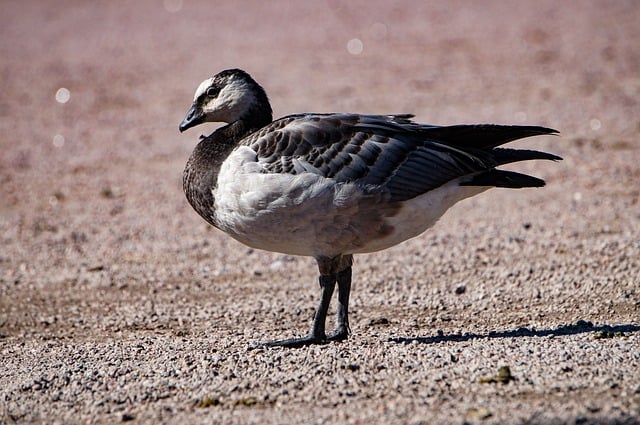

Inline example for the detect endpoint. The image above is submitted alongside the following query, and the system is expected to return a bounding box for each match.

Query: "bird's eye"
[206,87,218,97]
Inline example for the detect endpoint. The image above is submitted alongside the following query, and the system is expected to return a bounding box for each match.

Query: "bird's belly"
[352,179,487,254]
[213,164,487,257]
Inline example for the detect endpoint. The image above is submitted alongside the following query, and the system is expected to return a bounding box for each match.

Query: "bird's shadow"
[389,321,640,344]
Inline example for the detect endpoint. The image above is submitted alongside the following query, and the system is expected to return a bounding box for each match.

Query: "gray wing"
[242,113,557,202]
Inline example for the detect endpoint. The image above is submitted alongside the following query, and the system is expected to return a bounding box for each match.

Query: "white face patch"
[201,75,257,123]
[193,77,215,101]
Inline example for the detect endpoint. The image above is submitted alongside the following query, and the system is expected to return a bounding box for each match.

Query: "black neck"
[182,113,269,227]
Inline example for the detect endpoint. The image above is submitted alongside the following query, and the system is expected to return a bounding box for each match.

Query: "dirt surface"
[1,1,639,424]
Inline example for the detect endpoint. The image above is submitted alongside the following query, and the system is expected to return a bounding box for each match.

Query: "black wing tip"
[487,124,560,138]
[520,125,559,133]
[461,169,548,188]
[524,126,560,137]
[487,124,559,133]
[419,124,560,149]
[532,151,563,162]
[494,148,563,162]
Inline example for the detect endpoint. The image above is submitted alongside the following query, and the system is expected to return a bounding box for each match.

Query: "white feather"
[193,78,214,101]
[203,77,257,123]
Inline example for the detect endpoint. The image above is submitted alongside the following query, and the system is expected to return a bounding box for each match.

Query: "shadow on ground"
[389,321,640,344]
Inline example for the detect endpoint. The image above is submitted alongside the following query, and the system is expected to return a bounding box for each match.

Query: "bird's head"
[179,69,272,132]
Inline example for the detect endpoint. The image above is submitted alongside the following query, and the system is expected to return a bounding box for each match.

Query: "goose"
[179,68,560,348]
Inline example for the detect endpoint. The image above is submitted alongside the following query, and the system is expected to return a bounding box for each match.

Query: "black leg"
[256,274,336,348]
[327,266,351,341]
[250,254,354,349]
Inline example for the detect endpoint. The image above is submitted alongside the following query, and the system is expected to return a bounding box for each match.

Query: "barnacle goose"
[180,69,560,348]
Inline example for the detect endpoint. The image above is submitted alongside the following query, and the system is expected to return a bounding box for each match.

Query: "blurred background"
[2,0,639,300]
[3,1,638,162]
[2,0,640,304]
[2,2,639,422]
[1,0,638,309]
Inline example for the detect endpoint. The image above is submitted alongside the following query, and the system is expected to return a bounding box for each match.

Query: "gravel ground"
[1,1,639,424]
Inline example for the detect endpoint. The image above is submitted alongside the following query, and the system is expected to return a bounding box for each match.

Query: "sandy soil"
[1,1,639,424]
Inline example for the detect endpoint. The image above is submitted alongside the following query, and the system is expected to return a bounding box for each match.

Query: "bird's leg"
[327,266,352,341]
[258,273,336,348]
[307,274,337,339]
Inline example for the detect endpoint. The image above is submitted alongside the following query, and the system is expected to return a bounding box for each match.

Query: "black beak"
[179,103,204,132]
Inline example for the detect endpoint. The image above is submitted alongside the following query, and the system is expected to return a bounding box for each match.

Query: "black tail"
[461,169,546,188]
[443,125,562,189]
[493,148,562,166]
[423,124,559,149]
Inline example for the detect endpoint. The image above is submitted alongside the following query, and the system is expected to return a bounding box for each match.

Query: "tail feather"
[461,169,546,188]
[423,125,559,149]
[493,148,563,166]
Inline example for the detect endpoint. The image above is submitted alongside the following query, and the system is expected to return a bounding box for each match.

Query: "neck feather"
[182,116,268,228]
